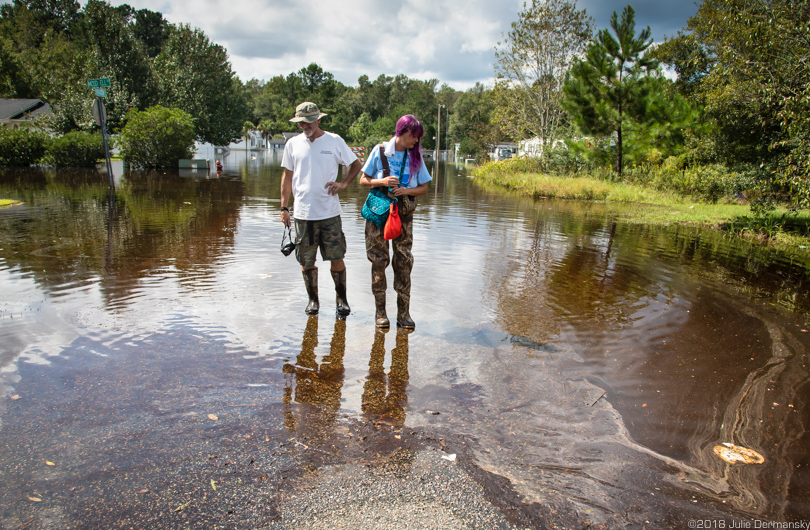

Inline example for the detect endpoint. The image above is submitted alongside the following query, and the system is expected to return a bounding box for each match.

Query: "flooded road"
[1,152,809,528]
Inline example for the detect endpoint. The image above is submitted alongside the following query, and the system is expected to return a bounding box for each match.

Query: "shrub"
[116,106,195,168]
[43,131,105,167]
[0,126,48,166]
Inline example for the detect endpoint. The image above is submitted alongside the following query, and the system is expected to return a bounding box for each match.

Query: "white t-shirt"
[281,131,358,221]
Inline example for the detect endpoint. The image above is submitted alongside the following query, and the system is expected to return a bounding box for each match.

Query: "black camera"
[281,226,295,256]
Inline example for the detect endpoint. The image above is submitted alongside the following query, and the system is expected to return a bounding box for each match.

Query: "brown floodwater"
[1,151,809,527]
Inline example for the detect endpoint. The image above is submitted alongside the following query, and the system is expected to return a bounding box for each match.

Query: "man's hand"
[325,180,346,195]
[280,209,291,227]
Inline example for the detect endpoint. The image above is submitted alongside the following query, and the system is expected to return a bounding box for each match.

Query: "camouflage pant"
[293,216,347,269]
[365,198,415,306]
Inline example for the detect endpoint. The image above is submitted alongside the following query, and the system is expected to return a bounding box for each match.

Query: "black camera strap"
[282,225,293,245]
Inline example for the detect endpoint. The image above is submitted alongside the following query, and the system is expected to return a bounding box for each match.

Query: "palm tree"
[258,120,274,149]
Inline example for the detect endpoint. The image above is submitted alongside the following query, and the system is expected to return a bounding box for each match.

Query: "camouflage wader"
[365,195,417,329]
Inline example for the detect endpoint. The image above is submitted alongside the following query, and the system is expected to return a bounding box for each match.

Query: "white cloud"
[101,0,696,90]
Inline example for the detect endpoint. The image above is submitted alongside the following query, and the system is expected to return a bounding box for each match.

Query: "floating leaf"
[174,501,191,512]
[210,480,216,491]
[713,443,765,464]
[441,453,457,462]
[27,496,42,502]
[137,489,149,494]
[46,461,55,466]
[208,414,218,421]
[11,395,21,400]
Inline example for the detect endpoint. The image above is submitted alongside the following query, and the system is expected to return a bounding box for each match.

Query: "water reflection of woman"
[282,316,346,439]
[359,115,432,329]
[361,329,410,425]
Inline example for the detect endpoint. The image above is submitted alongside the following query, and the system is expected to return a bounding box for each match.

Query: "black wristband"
[280,207,289,212]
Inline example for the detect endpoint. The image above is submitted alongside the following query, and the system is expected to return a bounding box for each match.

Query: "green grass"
[0,199,21,208]
[472,167,810,257]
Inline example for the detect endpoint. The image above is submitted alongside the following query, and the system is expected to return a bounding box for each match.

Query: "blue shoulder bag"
[361,145,397,227]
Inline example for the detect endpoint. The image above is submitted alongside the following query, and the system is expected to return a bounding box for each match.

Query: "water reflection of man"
[361,329,410,426]
[280,102,362,318]
[282,316,346,443]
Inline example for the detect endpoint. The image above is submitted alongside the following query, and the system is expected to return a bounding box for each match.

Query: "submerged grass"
[473,165,810,258]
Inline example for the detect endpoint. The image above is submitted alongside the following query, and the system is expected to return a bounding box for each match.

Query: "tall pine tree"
[562,5,656,175]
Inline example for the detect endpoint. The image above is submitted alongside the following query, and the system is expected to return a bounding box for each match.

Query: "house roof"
[0,99,53,120]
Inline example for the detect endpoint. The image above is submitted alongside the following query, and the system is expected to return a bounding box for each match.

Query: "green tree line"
[3,0,808,214]
[492,0,810,213]
[0,0,247,145]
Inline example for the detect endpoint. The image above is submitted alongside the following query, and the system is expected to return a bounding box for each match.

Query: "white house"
[518,137,569,158]
[0,99,52,129]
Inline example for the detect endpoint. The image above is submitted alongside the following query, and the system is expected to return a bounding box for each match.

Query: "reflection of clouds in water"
[0,269,81,369]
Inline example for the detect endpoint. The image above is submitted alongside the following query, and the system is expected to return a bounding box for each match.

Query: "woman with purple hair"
[359,115,432,329]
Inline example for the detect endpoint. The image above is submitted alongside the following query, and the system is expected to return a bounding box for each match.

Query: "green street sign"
[94,88,107,98]
[87,78,111,89]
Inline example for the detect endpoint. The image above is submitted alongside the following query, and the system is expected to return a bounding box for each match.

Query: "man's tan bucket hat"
[290,101,327,123]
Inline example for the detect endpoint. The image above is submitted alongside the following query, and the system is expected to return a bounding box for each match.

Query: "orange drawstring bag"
[383,202,402,240]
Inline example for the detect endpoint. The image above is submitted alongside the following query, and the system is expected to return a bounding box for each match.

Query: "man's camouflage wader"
[365,195,417,329]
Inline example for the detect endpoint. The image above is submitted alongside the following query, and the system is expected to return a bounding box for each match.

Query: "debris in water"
[713,443,764,464]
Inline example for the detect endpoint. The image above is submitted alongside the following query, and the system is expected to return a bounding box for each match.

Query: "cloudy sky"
[112,0,699,90]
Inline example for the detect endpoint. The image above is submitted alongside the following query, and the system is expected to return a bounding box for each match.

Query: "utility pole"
[435,104,444,176]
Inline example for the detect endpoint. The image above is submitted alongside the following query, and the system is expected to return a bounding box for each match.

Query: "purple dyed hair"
[395,114,424,178]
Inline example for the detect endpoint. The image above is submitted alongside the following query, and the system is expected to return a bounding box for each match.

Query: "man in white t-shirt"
[280,102,362,317]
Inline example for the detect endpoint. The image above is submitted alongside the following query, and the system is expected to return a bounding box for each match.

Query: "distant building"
[0,99,53,129]
[228,130,263,150]
[489,142,518,161]
[518,137,567,158]
[268,137,286,150]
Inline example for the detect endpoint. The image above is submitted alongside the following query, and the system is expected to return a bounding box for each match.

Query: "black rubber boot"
[374,292,389,328]
[396,296,415,330]
[331,269,351,317]
[302,268,319,315]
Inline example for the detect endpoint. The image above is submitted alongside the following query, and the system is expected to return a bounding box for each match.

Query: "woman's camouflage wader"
[365,195,417,329]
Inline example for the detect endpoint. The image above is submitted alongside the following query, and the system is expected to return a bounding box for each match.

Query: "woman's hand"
[392,185,410,196]
[380,176,399,188]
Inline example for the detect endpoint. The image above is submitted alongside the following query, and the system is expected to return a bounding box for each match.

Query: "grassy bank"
[0,199,21,208]
[472,162,810,256]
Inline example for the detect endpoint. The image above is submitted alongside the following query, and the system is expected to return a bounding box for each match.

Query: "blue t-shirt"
[362,145,432,188]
